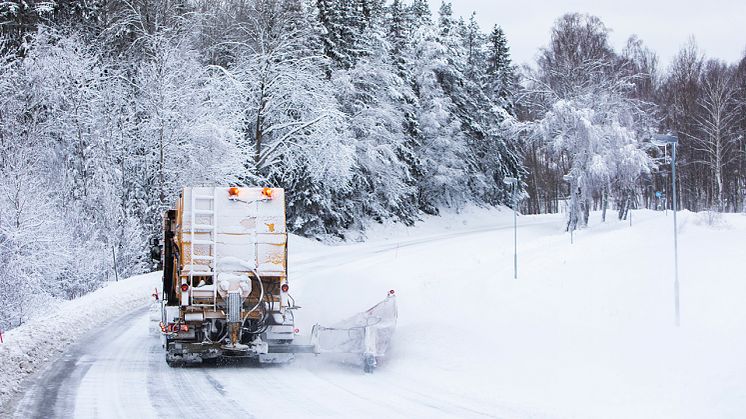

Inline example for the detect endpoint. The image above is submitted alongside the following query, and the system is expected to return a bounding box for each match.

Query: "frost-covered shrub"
[695,208,728,228]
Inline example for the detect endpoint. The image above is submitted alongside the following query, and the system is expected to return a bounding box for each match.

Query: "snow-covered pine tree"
[415,3,522,207]
[316,0,354,70]
[408,0,432,29]
[407,11,472,213]
[333,8,419,228]
[485,25,516,113]
[114,4,243,239]
[384,0,425,216]
[224,0,355,237]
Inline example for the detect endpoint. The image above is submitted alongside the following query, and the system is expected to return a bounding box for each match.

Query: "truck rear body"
[161,187,294,365]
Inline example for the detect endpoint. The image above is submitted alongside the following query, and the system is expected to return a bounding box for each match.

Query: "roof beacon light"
[262,187,273,199]
[228,187,240,199]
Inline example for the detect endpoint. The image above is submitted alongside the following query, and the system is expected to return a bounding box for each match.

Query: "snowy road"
[12,214,544,419]
[13,307,502,419]
[10,208,746,419]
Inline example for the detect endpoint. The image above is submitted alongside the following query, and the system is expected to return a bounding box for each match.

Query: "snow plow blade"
[310,291,398,373]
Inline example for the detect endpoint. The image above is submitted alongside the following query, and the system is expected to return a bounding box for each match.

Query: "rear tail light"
[181,283,189,292]
[281,283,289,293]
[180,324,189,332]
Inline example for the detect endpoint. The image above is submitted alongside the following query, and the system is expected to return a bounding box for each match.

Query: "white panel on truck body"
[178,187,287,278]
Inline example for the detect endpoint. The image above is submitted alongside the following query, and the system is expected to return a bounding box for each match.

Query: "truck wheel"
[166,353,182,367]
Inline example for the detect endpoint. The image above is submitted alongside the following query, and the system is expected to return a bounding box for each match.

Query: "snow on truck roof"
[177,187,287,277]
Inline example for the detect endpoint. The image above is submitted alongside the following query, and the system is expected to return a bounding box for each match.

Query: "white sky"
[429,0,746,68]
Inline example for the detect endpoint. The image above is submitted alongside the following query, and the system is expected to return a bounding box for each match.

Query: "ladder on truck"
[187,188,218,309]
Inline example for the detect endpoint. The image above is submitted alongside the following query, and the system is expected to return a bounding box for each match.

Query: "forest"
[0,0,744,329]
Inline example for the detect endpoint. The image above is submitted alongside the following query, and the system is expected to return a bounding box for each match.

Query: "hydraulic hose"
[245,269,264,316]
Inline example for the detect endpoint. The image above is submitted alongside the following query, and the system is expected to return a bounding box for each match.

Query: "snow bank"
[287,208,746,418]
[344,203,517,242]
[0,272,159,409]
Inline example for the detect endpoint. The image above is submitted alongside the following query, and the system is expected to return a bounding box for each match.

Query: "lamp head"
[652,134,678,146]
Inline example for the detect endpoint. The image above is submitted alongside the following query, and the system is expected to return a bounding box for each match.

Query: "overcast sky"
[429,0,746,68]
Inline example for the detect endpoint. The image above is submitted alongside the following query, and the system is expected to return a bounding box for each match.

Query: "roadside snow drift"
[0,272,159,407]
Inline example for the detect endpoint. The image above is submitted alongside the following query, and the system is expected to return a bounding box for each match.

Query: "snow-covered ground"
[0,272,160,407]
[5,207,746,418]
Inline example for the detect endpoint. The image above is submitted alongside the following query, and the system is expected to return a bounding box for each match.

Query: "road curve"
[12,305,501,419]
[11,221,554,419]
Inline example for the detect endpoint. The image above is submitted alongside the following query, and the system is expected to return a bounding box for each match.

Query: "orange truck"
[160,187,397,372]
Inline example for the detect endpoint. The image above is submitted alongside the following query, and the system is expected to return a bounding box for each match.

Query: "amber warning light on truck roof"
[228,187,240,199]
[262,187,273,199]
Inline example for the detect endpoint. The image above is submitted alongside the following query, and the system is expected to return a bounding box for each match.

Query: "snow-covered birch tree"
[690,60,742,210]
[518,13,655,228]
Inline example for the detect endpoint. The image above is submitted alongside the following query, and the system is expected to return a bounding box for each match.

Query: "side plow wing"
[310,292,398,373]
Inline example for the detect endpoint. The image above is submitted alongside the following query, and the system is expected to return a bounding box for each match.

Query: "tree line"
[0,0,520,328]
[517,14,746,222]
[0,1,744,329]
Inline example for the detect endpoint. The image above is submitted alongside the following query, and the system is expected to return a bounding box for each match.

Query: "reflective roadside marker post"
[653,134,680,326]
[672,141,680,326]
[655,191,662,211]
[503,177,518,279]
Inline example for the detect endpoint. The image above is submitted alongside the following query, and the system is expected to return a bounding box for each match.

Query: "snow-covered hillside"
[5,207,746,418]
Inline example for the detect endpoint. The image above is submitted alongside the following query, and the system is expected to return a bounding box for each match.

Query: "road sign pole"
[513,186,517,279]
[672,143,680,327]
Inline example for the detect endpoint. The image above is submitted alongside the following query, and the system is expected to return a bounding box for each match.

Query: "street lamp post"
[653,134,680,326]
[503,177,518,279]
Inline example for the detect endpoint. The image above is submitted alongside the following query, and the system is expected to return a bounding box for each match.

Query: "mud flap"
[311,292,397,373]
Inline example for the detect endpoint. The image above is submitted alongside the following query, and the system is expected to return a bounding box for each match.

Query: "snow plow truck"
[159,187,396,372]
